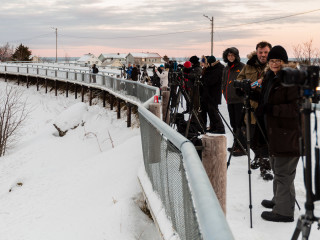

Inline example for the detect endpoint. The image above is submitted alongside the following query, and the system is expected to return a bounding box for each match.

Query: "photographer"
[201,56,225,134]
[237,41,272,180]
[258,46,300,222]
[222,47,245,155]
[155,64,169,89]
[151,65,161,88]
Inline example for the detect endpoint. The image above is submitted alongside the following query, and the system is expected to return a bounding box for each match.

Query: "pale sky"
[1,0,320,58]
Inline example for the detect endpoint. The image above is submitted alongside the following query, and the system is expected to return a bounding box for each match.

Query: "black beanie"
[189,55,199,64]
[267,45,288,63]
[207,56,216,64]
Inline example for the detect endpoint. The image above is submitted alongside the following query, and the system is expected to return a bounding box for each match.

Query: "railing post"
[117,98,121,119]
[17,76,20,85]
[66,82,69,98]
[89,88,92,106]
[26,76,29,88]
[45,79,48,93]
[127,103,132,127]
[75,84,78,99]
[202,135,227,214]
[55,81,58,96]
[110,95,114,110]
[81,85,85,102]
[103,91,106,107]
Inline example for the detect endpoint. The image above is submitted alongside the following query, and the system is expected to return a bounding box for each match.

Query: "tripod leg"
[291,217,302,240]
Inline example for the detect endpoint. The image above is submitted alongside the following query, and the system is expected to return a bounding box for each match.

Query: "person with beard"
[259,46,300,222]
[222,47,246,156]
[237,41,273,181]
[201,56,225,134]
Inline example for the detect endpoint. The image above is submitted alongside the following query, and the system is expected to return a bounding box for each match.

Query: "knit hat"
[160,64,164,68]
[184,61,192,68]
[207,56,216,64]
[189,55,199,64]
[267,45,288,63]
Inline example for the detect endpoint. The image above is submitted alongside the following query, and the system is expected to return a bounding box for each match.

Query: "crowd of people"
[129,41,299,224]
[98,42,301,223]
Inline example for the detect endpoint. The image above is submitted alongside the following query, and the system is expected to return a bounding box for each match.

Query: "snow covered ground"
[0,78,320,240]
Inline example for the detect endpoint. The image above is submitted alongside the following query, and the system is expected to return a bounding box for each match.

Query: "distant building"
[98,53,127,63]
[31,56,43,63]
[77,53,101,66]
[126,52,162,66]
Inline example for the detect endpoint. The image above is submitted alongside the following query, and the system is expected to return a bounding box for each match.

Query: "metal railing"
[0,63,234,240]
[0,63,156,104]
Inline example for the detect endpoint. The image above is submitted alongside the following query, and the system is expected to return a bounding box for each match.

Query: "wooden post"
[36,77,39,91]
[202,135,227,214]
[110,95,114,110]
[117,98,121,119]
[149,103,161,118]
[127,103,132,127]
[75,84,78,99]
[66,82,69,98]
[26,76,29,88]
[103,91,106,107]
[45,79,48,93]
[55,81,58,96]
[17,76,20,85]
[161,90,170,124]
[4,74,7,82]
[81,86,85,102]
[89,88,92,106]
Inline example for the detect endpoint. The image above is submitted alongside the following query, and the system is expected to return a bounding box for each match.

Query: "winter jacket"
[201,61,224,105]
[222,61,245,104]
[92,66,99,74]
[260,68,300,157]
[131,67,140,81]
[156,69,169,88]
[237,51,268,124]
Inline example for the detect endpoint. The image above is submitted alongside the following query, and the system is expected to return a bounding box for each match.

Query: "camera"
[234,79,252,94]
[280,66,319,89]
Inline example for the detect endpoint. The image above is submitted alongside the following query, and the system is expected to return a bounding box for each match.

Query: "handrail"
[0,62,234,240]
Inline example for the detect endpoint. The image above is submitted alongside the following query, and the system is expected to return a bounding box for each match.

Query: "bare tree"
[293,39,320,65]
[0,85,29,156]
[0,43,14,62]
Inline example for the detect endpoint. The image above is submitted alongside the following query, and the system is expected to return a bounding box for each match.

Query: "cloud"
[0,0,319,57]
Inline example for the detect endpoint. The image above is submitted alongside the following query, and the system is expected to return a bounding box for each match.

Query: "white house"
[77,53,101,66]
[98,53,127,63]
[126,52,162,66]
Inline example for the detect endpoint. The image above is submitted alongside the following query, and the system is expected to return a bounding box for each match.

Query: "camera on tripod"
[234,79,252,95]
[280,65,320,91]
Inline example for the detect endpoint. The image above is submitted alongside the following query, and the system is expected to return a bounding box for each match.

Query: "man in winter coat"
[200,56,225,134]
[259,45,300,222]
[131,64,140,81]
[126,64,133,80]
[91,64,99,83]
[222,47,245,156]
[236,41,273,180]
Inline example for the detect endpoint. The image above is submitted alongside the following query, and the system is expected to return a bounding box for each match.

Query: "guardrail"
[0,63,234,240]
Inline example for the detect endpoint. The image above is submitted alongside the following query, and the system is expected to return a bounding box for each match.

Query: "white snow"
[0,78,320,240]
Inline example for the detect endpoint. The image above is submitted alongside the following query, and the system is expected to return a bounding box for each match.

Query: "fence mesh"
[139,112,201,240]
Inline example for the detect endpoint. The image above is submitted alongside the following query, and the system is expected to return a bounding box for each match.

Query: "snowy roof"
[100,53,127,59]
[127,52,162,58]
[77,54,98,62]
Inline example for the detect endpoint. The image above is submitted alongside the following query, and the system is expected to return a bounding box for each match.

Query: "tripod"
[165,72,205,138]
[291,97,320,240]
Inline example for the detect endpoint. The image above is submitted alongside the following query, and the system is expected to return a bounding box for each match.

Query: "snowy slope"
[0,78,320,240]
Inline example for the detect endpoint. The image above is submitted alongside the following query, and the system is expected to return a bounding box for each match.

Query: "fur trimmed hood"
[222,47,241,63]
[264,61,298,73]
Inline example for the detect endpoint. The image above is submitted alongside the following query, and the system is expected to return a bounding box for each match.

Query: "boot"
[261,199,275,209]
[250,157,260,170]
[261,211,294,222]
[260,158,273,181]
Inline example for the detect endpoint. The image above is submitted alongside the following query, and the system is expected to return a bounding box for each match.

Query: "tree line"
[0,43,32,62]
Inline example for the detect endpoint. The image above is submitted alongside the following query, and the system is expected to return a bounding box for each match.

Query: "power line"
[215,8,320,29]
[58,27,210,40]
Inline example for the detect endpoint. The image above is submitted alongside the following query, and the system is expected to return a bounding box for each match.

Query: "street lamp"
[51,27,58,63]
[203,14,214,56]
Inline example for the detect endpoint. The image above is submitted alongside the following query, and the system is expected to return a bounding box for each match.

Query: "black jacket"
[201,61,224,105]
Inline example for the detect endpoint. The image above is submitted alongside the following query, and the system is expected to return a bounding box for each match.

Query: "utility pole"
[51,27,58,62]
[203,15,214,56]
